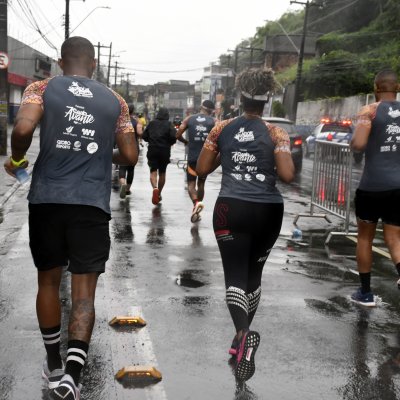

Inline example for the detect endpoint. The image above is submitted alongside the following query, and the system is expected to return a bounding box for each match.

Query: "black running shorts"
[29,203,111,274]
[355,188,400,226]
[147,146,170,173]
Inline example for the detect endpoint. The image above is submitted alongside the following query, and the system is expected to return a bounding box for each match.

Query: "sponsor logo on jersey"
[196,116,206,122]
[73,141,81,151]
[68,81,93,98]
[82,128,95,137]
[244,174,252,181]
[256,174,266,182]
[87,142,98,154]
[56,140,71,150]
[231,151,256,163]
[62,126,77,136]
[65,105,95,125]
[386,123,400,135]
[230,173,242,181]
[234,127,255,142]
[388,107,400,118]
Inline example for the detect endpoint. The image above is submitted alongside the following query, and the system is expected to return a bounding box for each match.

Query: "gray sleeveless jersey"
[217,116,283,203]
[27,76,123,213]
[187,113,215,163]
[359,101,400,191]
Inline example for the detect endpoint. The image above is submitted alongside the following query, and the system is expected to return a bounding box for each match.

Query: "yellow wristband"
[10,156,27,168]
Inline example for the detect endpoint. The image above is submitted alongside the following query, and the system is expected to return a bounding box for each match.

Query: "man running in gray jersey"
[4,36,137,400]
[176,100,215,222]
[350,69,400,307]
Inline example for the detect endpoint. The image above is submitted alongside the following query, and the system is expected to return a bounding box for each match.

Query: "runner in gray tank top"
[176,100,216,222]
[350,69,400,307]
[197,68,294,383]
[4,36,137,400]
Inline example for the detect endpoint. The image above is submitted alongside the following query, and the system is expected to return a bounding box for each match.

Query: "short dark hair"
[202,100,215,110]
[61,36,95,62]
[128,104,135,114]
[375,69,398,92]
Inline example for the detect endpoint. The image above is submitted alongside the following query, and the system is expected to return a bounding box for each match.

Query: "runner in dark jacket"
[142,107,176,204]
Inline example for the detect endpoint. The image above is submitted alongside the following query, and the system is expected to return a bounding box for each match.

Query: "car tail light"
[327,133,333,141]
[341,119,352,126]
[294,138,302,146]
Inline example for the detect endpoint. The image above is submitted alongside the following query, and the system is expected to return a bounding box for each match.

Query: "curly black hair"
[235,68,276,99]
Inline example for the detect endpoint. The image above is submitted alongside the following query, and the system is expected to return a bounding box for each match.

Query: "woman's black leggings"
[119,166,135,185]
[213,197,284,333]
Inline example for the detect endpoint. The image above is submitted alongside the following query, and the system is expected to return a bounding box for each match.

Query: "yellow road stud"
[109,316,147,327]
[115,366,162,382]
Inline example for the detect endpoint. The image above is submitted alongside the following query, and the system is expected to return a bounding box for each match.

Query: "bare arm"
[113,131,138,166]
[176,116,189,144]
[275,152,295,183]
[4,103,43,176]
[351,104,375,152]
[196,148,220,178]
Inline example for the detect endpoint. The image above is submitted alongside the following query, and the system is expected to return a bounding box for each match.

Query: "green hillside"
[219,0,400,101]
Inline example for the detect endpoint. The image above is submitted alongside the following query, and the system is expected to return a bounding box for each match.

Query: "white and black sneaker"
[42,358,65,390]
[52,374,81,400]
[191,201,204,223]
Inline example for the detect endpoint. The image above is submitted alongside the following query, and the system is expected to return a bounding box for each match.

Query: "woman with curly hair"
[197,68,294,382]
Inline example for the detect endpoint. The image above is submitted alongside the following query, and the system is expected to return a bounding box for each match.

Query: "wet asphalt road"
[1,144,400,400]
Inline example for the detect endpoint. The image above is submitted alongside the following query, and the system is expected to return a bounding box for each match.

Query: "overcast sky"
[8,0,302,85]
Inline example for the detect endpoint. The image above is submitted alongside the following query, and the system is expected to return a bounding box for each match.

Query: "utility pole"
[125,73,130,100]
[106,42,112,86]
[238,46,263,68]
[0,0,8,155]
[96,42,111,82]
[65,0,70,40]
[290,0,321,122]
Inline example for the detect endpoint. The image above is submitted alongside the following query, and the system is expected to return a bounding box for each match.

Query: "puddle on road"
[293,260,358,283]
[176,270,205,288]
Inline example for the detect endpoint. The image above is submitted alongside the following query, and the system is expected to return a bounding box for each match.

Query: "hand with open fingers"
[4,156,29,178]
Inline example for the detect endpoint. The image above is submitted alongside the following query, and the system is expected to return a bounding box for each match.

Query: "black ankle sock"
[65,340,89,386]
[359,272,371,294]
[40,325,62,371]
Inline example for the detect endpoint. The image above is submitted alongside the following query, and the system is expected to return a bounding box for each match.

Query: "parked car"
[304,118,363,163]
[263,117,303,173]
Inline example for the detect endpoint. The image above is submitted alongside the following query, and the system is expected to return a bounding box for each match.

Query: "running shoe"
[191,201,204,223]
[119,184,127,199]
[350,288,376,307]
[42,358,64,390]
[152,188,160,205]
[235,330,260,382]
[126,190,131,196]
[52,374,81,400]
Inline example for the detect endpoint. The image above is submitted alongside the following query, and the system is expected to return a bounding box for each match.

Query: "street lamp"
[69,6,111,35]
[265,19,300,55]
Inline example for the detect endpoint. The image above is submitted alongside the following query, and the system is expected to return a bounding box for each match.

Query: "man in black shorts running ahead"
[350,69,400,307]
[176,100,215,222]
[4,37,137,399]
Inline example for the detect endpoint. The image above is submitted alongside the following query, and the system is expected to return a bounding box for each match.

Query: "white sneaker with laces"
[191,201,204,223]
[52,374,81,400]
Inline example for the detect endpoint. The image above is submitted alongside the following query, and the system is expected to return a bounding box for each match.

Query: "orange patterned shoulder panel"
[21,78,51,106]
[204,118,234,153]
[356,102,379,127]
[110,90,134,135]
[264,122,291,154]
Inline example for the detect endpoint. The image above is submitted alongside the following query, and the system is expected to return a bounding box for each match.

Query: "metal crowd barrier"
[294,140,357,244]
